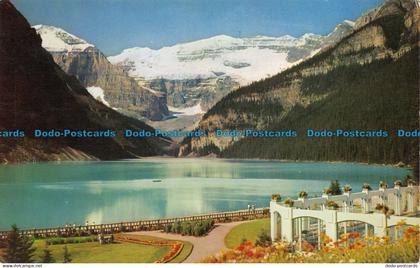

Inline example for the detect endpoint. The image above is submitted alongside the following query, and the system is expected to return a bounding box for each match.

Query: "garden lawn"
[224,219,270,249]
[33,234,192,263]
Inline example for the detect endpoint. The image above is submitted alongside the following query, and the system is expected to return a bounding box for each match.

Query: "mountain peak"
[33,24,93,52]
[343,20,355,27]
[301,33,322,39]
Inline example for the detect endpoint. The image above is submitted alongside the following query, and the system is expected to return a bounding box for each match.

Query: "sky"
[13,0,384,56]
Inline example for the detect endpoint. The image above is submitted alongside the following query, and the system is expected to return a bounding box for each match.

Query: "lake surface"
[0,158,410,230]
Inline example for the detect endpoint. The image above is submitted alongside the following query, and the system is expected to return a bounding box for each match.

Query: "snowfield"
[107,34,325,84]
[86,86,111,107]
[33,25,93,52]
[168,102,204,117]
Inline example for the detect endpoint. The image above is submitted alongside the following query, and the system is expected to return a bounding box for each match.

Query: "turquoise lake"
[0,158,410,230]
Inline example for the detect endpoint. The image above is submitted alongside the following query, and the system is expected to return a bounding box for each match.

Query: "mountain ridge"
[0,0,176,163]
[105,20,354,132]
[108,21,354,82]
[179,0,419,172]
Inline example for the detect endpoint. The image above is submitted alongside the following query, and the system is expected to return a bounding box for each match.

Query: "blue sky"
[13,0,383,56]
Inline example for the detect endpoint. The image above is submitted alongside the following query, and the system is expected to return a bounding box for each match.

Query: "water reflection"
[0,159,409,229]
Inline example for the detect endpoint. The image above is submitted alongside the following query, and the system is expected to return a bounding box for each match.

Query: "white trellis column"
[406,186,417,213]
[373,215,387,238]
[343,221,347,235]
[407,190,414,213]
[341,201,347,212]
[317,219,321,250]
[298,218,302,251]
[394,188,402,216]
[361,196,371,213]
[343,192,351,212]
[379,192,388,206]
[281,207,294,242]
[301,217,309,231]
[325,210,338,242]
[364,223,369,238]
[270,211,278,242]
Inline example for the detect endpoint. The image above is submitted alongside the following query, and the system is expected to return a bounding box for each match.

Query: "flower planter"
[298,191,308,199]
[271,194,281,202]
[379,181,388,191]
[362,183,372,193]
[394,180,402,189]
[343,185,352,196]
[284,198,294,207]
[326,201,339,210]
[407,179,416,187]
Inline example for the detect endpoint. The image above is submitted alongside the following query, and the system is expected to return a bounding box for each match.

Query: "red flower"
[245,251,254,258]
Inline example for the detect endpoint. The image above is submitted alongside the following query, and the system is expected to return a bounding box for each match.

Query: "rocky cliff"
[34,25,170,121]
[0,0,176,163]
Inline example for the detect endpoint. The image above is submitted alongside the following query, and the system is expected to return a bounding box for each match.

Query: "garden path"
[131,220,250,263]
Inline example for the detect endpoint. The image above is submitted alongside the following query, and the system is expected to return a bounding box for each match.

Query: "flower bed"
[202,226,419,263]
[115,234,184,263]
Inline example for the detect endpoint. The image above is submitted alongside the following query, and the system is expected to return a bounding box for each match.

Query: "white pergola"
[270,184,420,245]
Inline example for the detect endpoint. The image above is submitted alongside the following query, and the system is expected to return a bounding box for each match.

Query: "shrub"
[255,230,271,247]
[193,224,203,236]
[45,236,96,245]
[171,222,182,234]
[164,219,214,236]
[164,224,172,233]
[180,222,192,236]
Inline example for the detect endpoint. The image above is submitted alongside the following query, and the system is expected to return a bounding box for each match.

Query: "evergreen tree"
[63,245,72,263]
[329,180,342,195]
[41,248,55,263]
[4,224,35,263]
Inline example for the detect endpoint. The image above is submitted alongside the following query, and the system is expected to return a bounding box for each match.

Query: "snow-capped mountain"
[34,24,170,121]
[108,34,322,84]
[33,25,93,52]
[108,21,354,85]
[34,20,354,130]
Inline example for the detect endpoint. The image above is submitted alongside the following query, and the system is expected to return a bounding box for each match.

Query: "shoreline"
[0,208,269,237]
[0,155,411,170]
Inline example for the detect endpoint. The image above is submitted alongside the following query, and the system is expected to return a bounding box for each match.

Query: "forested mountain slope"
[0,0,176,163]
[180,0,419,173]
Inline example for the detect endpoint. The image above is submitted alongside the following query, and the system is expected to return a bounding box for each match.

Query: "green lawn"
[33,234,193,263]
[224,218,270,249]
